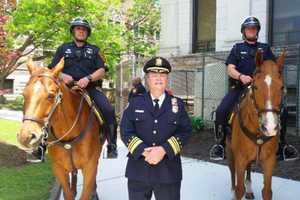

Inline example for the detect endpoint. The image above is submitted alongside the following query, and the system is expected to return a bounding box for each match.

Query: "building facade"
[159,0,300,55]
[159,0,300,134]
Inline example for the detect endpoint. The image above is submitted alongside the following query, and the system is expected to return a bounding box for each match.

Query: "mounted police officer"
[120,57,192,200]
[28,17,118,162]
[209,16,298,161]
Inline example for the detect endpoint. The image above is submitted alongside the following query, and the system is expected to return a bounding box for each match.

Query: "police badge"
[156,58,162,66]
[171,98,178,113]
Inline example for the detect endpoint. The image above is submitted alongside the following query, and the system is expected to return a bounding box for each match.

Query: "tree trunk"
[0,77,6,104]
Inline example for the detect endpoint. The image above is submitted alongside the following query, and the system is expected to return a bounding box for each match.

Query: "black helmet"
[70,17,91,36]
[241,17,261,35]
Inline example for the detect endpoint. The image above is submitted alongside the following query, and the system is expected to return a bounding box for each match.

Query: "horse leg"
[52,163,74,200]
[80,159,99,200]
[261,155,276,200]
[245,164,255,199]
[226,138,236,200]
[235,158,247,200]
[71,170,78,198]
[91,183,100,200]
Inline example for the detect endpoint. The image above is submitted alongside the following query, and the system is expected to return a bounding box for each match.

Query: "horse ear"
[276,52,285,72]
[255,50,263,68]
[51,58,64,76]
[26,57,38,75]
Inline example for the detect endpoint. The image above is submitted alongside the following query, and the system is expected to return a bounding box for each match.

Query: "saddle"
[71,86,104,126]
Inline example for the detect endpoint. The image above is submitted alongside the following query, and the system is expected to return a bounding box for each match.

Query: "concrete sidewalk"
[59,141,300,200]
[0,109,23,121]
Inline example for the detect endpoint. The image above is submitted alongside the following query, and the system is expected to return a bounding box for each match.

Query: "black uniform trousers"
[128,179,181,200]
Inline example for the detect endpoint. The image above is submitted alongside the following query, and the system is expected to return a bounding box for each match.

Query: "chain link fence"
[115,47,300,136]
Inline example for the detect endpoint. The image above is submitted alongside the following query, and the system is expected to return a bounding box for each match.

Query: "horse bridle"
[22,73,83,146]
[237,71,283,146]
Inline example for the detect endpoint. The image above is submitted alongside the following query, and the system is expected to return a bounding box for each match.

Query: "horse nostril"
[29,132,38,145]
[31,133,37,140]
[260,125,267,132]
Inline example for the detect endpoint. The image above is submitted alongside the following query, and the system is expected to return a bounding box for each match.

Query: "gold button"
[153,130,157,134]
[152,143,156,146]
[154,119,158,123]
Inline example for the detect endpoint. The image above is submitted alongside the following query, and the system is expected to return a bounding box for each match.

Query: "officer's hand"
[142,149,151,157]
[240,74,252,85]
[77,77,90,88]
[61,73,74,85]
[144,146,166,165]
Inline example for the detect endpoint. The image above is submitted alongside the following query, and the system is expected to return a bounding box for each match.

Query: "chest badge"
[65,48,72,54]
[171,98,178,113]
[86,48,93,54]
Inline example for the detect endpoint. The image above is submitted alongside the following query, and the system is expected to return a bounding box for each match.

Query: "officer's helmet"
[241,16,261,37]
[70,17,91,36]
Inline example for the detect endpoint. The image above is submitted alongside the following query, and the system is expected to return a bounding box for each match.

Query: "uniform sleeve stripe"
[168,137,180,155]
[129,139,143,154]
[171,136,181,153]
[128,137,143,154]
[128,137,139,150]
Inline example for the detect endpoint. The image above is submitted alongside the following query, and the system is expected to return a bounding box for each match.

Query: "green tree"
[122,0,160,76]
[1,0,160,95]
[3,0,122,82]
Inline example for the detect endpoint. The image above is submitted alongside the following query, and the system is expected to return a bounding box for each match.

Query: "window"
[270,0,300,45]
[193,0,216,53]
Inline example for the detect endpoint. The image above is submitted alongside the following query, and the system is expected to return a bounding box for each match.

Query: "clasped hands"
[142,146,166,165]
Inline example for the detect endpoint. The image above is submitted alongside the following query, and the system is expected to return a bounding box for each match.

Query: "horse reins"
[23,74,94,149]
[237,75,283,163]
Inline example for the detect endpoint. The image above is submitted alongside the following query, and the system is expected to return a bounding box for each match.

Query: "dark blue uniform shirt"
[48,42,105,81]
[120,92,192,184]
[226,41,275,76]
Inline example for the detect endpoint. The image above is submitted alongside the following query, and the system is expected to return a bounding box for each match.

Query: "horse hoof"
[91,192,100,200]
[245,192,255,199]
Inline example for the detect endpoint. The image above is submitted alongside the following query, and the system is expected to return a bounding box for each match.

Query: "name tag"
[135,110,144,113]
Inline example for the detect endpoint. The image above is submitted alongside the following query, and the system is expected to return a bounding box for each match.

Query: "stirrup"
[283,144,299,161]
[209,144,225,161]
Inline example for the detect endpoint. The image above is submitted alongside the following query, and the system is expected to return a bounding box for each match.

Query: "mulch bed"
[0,141,27,167]
[182,129,300,181]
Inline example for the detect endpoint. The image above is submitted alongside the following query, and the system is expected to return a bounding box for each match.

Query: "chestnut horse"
[227,51,285,200]
[18,58,102,200]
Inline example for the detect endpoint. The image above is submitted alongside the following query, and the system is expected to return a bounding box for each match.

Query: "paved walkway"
[0,109,23,121]
[59,142,300,200]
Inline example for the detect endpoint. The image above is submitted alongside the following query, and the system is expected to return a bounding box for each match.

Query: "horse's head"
[250,51,285,137]
[18,58,64,149]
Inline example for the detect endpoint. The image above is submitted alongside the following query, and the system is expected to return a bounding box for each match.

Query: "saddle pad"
[72,86,104,125]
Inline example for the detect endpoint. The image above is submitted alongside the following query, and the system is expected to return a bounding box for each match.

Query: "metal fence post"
[297,45,300,136]
[201,54,205,118]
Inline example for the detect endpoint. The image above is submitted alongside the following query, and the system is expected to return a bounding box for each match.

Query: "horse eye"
[252,85,258,90]
[48,93,56,99]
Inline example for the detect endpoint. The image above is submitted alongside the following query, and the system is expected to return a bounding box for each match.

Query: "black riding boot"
[210,123,227,160]
[277,107,298,161]
[106,123,118,158]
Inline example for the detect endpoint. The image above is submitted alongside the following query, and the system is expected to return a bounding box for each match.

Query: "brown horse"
[227,51,285,200]
[18,58,102,200]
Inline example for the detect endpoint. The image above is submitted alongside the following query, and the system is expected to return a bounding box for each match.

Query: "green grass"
[0,161,54,200]
[0,119,54,200]
[0,118,21,145]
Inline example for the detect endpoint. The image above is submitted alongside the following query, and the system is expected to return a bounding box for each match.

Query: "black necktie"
[154,99,159,112]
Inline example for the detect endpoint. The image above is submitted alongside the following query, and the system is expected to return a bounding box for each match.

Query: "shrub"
[191,115,204,133]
